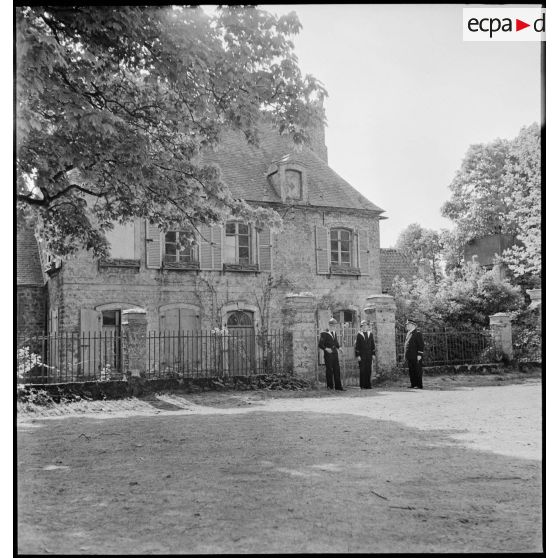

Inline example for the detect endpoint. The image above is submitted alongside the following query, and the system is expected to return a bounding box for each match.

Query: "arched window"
[330,228,354,267]
[226,310,254,328]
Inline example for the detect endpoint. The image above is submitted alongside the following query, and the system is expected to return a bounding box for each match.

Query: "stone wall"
[17,286,46,334]
[46,207,382,333]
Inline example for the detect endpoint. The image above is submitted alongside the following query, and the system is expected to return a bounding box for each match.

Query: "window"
[333,309,356,327]
[330,228,353,267]
[102,310,120,328]
[224,222,251,265]
[285,169,302,200]
[106,222,135,259]
[164,231,196,264]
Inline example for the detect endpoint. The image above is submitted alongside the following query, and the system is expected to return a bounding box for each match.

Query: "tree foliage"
[500,124,542,280]
[441,123,541,281]
[395,223,443,283]
[393,264,523,329]
[16,6,327,257]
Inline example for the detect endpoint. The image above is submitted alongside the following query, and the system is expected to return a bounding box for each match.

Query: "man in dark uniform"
[318,317,344,391]
[404,317,425,389]
[354,319,375,389]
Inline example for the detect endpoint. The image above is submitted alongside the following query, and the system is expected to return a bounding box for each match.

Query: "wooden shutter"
[48,308,59,369]
[212,226,222,269]
[80,309,102,376]
[315,225,330,274]
[358,229,370,275]
[199,225,222,270]
[258,227,273,271]
[145,221,162,269]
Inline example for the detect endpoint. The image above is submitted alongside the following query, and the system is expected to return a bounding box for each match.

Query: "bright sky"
[263,4,542,247]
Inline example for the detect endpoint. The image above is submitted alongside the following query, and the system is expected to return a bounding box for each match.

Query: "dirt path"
[17,378,542,554]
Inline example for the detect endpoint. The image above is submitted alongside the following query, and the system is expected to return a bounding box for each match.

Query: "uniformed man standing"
[354,319,376,389]
[318,317,345,391]
[404,317,425,389]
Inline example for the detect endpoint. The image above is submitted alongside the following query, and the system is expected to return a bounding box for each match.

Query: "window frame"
[224,222,253,266]
[330,227,354,267]
[163,231,198,266]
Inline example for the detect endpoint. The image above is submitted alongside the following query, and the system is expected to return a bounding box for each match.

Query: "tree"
[441,123,541,283]
[395,223,443,283]
[392,264,522,329]
[16,6,327,257]
[500,124,541,281]
[441,138,512,240]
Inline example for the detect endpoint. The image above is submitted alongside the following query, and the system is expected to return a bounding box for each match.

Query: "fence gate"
[226,311,256,375]
[316,326,378,387]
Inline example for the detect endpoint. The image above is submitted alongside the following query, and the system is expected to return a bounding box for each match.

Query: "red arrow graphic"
[516,19,530,31]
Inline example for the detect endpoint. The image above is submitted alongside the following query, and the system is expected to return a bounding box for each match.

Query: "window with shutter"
[199,225,222,270]
[145,221,162,269]
[258,227,272,271]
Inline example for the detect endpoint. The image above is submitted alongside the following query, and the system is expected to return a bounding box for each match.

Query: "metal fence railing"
[17,332,123,384]
[17,329,289,385]
[395,326,497,367]
[146,329,288,379]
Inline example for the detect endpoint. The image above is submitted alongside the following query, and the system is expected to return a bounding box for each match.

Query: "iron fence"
[146,328,288,379]
[17,328,289,385]
[395,326,497,366]
[17,332,123,384]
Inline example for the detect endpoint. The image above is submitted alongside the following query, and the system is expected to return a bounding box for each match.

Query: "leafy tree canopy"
[441,123,541,281]
[395,223,443,283]
[393,264,523,329]
[16,6,327,257]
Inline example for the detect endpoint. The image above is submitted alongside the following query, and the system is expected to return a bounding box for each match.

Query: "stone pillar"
[489,312,513,361]
[363,294,396,376]
[282,293,317,379]
[121,308,148,379]
[526,288,541,310]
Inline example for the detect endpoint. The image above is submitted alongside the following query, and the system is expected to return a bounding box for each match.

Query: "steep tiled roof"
[202,126,384,213]
[380,249,417,294]
[17,226,44,286]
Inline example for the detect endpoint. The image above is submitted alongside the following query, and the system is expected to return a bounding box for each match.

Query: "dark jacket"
[318,330,340,354]
[404,328,425,361]
[354,330,375,358]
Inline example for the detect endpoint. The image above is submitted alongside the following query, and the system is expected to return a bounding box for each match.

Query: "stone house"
[19,123,406,377]
[41,125,386,339]
[463,233,516,279]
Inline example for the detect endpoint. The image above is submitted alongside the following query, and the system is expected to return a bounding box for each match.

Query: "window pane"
[226,223,236,235]
[239,246,250,261]
[340,241,350,252]
[102,310,117,326]
[165,243,176,256]
[331,230,338,242]
[340,230,350,241]
[341,252,350,264]
[238,224,249,235]
[238,234,249,247]
[224,235,236,263]
[331,251,339,263]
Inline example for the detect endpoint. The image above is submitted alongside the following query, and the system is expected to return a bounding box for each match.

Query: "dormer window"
[285,169,302,200]
[266,160,307,202]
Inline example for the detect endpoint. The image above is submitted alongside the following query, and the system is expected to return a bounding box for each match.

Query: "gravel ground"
[17,372,543,554]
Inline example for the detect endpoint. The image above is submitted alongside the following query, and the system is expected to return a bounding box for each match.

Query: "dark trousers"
[359,356,373,389]
[408,358,423,388]
[324,352,342,389]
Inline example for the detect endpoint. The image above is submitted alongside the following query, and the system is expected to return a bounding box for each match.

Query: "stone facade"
[46,205,383,334]
[17,286,46,334]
